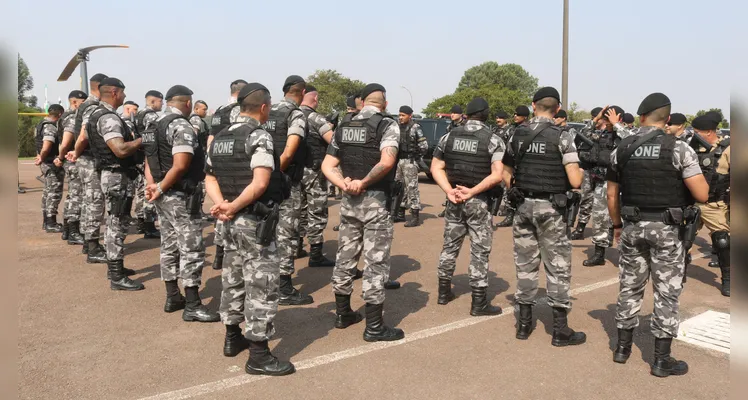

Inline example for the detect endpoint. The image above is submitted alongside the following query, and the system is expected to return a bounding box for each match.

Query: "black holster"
[506,187,525,208]
[681,206,701,250]
[110,191,131,218]
[564,191,581,231]
[489,186,504,216]
[253,203,280,246]
[387,181,404,219]
[186,192,202,217]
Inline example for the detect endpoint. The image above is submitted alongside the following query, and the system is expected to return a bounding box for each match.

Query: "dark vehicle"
[414,118,451,180]
[568,122,586,131]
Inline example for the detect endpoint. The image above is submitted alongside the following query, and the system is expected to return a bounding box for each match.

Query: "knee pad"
[711,231,730,250]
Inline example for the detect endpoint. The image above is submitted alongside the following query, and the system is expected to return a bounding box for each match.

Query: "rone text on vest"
[341,127,367,144]
[141,132,155,144]
[631,144,661,160]
[452,138,479,154]
[262,120,277,132]
[212,140,235,156]
[518,141,546,154]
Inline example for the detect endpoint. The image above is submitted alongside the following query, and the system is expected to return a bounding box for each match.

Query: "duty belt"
[620,207,682,225]
[521,190,557,200]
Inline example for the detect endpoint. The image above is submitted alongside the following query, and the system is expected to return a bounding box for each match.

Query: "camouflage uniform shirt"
[328,105,399,155]
[433,120,505,164]
[156,106,197,156]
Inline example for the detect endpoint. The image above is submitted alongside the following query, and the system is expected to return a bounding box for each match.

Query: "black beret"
[68,90,87,100]
[98,77,125,89]
[346,95,357,109]
[89,73,108,83]
[360,83,386,101]
[305,85,317,93]
[237,82,270,103]
[450,105,463,114]
[668,113,686,125]
[704,110,723,123]
[145,90,163,99]
[515,105,530,117]
[495,110,509,119]
[555,109,568,118]
[692,114,719,131]
[532,86,560,103]
[165,85,193,100]
[282,75,305,93]
[623,113,635,124]
[602,105,625,120]
[123,100,139,107]
[591,107,603,117]
[637,92,671,116]
[399,105,413,115]
[48,104,65,113]
[466,97,489,115]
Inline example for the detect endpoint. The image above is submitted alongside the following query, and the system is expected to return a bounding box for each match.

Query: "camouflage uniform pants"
[438,197,492,288]
[134,172,157,222]
[299,167,329,246]
[100,170,131,261]
[332,191,393,305]
[590,180,613,248]
[77,156,104,240]
[40,163,64,218]
[63,162,82,222]
[298,181,308,241]
[395,159,421,210]
[278,182,302,276]
[219,212,280,342]
[154,192,205,287]
[616,221,684,338]
[577,171,595,225]
[513,198,572,309]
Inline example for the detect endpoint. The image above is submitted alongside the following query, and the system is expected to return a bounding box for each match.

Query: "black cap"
[623,113,635,124]
[668,113,686,125]
[450,105,463,114]
[165,85,193,100]
[692,114,719,130]
[555,110,568,119]
[532,86,560,103]
[591,107,603,117]
[399,105,413,115]
[637,92,671,116]
[305,84,318,93]
[282,75,305,93]
[360,83,386,101]
[602,105,625,120]
[466,97,489,115]
[90,73,108,83]
[237,82,270,103]
[68,90,87,100]
[704,110,723,123]
[495,110,509,119]
[48,104,65,113]
[346,95,357,109]
[98,77,125,89]
[515,105,530,117]
[145,90,163,99]
[123,100,139,107]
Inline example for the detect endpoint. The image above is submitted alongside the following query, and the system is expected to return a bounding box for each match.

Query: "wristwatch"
[157,182,164,196]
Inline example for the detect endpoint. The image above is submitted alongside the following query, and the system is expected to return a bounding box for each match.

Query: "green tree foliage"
[423,85,529,119]
[18,54,37,107]
[565,102,589,122]
[690,108,729,128]
[18,54,43,156]
[305,69,365,116]
[457,62,538,98]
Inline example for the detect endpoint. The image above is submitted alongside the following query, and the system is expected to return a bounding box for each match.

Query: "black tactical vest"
[696,138,730,202]
[443,125,493,188]
[512,124,569,194]
[618,131,692,209]
[86,106,136,171]
[263,102,307,181]
[35,120,58,164]
[595,130,619,168]
[209,103,237,137]
[335,113,395,192]
[142,114,206,193]
[190,114,210,150]
[73,98,100,157]
[301,107,328,170]
[135,109,158,133]
[398,122,417,159]
[208,123,288,206]
[56,110,74,135]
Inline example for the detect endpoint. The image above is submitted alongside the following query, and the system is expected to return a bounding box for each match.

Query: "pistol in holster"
[186,191,202,217]
[564,191,582,235]
[109,189,131,218]
[387,181,404,221]
[506,186,525,208]
[254,202,280,246]
[489,186,505,216]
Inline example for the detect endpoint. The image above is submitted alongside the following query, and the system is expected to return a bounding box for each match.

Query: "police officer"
[622,112,636,129]
[208,79,248,270]
[321,83,405,342]
[86,77,144,290]
[553,109,571,130]
[206,82,295,376]
[493,110,511,143]
[35,104,66,233]
[298,85,336,268]
[446,105,465,133]
[68,73,108,263]
[394,105,428,227]
[121,100,140,222]
[431,97,505,315]
[56,90,88,244]
[666,113,692,143]
[330,94,361,201]
[494,105,531,228]
[189,100,213,222]
[503,87,586,346]
[690,111,730,296]
[570,107,604,240]
[606,92,708,376]
[133,90,164,239]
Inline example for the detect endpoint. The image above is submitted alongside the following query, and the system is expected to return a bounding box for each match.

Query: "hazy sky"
[9,0,739,119]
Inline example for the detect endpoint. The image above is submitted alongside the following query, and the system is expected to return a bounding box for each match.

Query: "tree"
[692,108,729,129]
[565,102,588,122]
[18,54,37,107]
[305,69,365,116]
[422,85,530,120]
[457,62,538,98]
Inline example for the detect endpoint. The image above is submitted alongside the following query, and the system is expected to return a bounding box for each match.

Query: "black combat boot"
[278,275,314,305]
[613,328,634,364]
[650,338,688,377]
[494,210,514,228]
[45,215,63,233]
[363,303,405,342]
[551,307,586,347]
[334,294,363,329]
[245,340,295,376]
[108,260,145,291]
[143,221,161,239]
[86,239,107,264]
[354,269,363,280]
[212,246,224,270]
[583,245,606,266]
[713,231,730,297]
[437,208,446,218]
[394,207,406,223]
[67,221,85,245]
[224,324,249,357]
[570,222,586,240]
[163,280,186,313]
[42,211,47,230]
[516,304,533,340]
[136,218,146,234]
[295,237,308,259]
[61,219,70,241]
[469,287,503,316]
[106,259,136,279]
[182,286,220,322]
[308,243,335,267]
[384,280,400,290]
[437,278,455,305]
[404,209,421,227]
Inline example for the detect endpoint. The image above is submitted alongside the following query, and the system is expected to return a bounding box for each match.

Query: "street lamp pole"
[401,86,413,109]
[562,0,569,108]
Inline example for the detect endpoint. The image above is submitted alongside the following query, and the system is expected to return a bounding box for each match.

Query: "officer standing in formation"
[133,90,164,238]
[553,109,572,132]
[35,104,66,233]
[393,105,428,227]
[321,83,405,342]
[206,82,296,375]
[605,92,708,377]
[56,90,89,244]
[494,105,531,228]
[332,94,362,230]
[493,110,511,143]
[570,107,604,240]
[666,113,692,143]
[430,97,505,316]
[143,85,219,321]
[189,100,213,221]
[121,100,140,220]
[438,105,466,218]
[503,87,586,346]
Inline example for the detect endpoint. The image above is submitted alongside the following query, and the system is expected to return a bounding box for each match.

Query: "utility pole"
[562,0,569,108]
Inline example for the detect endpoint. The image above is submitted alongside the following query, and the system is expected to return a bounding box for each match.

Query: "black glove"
[327,111,340,131]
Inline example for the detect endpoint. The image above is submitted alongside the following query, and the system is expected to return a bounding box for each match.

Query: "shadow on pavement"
[200,274,222,310]
[378,281,429,329]
[273,301,337,360]
[588,304,655,364]
[131,262,161,285]
[684,264,720,292]
[293,239,339,296]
